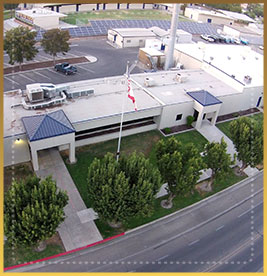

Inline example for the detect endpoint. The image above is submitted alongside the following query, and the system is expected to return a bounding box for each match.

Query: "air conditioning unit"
[144,77,155,87]
[26,84,44,103]
[244,75,252,84]
[176,73,187,83]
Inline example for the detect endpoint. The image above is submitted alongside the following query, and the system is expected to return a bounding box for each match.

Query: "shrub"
[186,115,194,126]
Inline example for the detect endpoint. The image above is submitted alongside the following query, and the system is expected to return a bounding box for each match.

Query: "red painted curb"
[4,232,125,271]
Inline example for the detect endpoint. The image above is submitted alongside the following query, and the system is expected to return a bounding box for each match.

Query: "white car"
[200,34,215,42]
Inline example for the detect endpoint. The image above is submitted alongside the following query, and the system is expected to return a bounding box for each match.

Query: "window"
[139,39,143,42]
[207,18,212,23]
[126,40,131,43]
[176,114,182,121]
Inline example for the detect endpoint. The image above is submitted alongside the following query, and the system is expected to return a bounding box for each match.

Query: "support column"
[211,110,219,125]
[195,111,204,129]
[31,148,39,171]
[76,4,80,12]
[69,142,76,164]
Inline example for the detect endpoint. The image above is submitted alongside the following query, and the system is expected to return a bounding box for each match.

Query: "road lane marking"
[238,201,263,218]
[216,225,224,231]
[188,239,200,246]
[4,76,20,86]
[156,255,169,261]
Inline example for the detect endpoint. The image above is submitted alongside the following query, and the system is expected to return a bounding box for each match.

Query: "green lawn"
[62,9,189,25]
[63,129,208,208]
[95,168,246,239]
[216,113,263,139]
[4,243,64,268]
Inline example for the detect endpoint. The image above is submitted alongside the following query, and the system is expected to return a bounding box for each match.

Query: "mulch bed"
[161,124,193,135]
[4,56,88,75]
[216,108,260,122]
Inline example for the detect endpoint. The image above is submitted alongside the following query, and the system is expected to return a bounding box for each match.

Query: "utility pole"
[164,4,180,70]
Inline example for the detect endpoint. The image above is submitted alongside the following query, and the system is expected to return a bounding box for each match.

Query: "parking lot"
[4,37,143,92]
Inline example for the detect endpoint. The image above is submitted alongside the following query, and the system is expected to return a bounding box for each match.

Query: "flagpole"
[116,61,129,162]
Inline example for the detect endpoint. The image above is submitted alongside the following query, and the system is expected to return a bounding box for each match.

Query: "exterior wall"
[198,14,233,25]
[58,5,76,13]
[105,4,119,10]
[73,107,161,132]
[173,50,202,69]
[4,134,31,167]
[184,8,199,21]
[33,16,59,29]
[123,36,147,48]
[217,86,263,116]
[30,133,75,152]
[158,101,194,129]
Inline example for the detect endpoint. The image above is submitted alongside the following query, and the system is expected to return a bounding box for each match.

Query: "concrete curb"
[126,170,263,235]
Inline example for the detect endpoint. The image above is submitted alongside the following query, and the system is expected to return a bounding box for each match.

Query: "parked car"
[200,34,215,42]
[240,37,249,45]
[233,38,241,44]
[54,62,77,75]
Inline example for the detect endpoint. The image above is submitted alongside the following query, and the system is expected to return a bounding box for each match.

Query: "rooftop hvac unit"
[26,85,44,103]
[244,75,252,84]
[176,73,187,83]
[144,77,155,87]
[145,77,155,87]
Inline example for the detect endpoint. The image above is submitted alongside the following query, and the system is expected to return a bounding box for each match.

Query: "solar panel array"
[35,20,220,41]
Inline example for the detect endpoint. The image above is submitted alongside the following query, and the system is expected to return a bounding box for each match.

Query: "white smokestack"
[164,4,180,70]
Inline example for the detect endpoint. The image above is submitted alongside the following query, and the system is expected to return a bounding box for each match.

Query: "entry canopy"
[22,110,75,142]
[187,90,222,106]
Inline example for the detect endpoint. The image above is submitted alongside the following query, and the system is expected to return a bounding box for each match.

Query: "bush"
[164,128,172,134]
[186,115,194,126]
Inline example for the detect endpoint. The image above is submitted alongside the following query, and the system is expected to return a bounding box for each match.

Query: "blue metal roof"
[187,90,222,106]
[21,110,75,142]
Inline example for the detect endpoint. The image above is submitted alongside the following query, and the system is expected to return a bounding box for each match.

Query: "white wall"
[173,50,202,69]
[79,4,97,12]
[59,5,76,13]
[198,14,233,25]
[4,134,31,167]
[223,25,240,37]
[159,101,194,129]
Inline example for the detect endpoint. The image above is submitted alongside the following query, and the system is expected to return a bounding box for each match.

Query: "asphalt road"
[17,172,263,273]
[4,37,143,92]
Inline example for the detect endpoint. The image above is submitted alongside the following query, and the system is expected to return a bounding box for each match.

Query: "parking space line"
[4,76,21,86]
[64,52,80,57]
[19,74,35,82]
[76,65,95,73]
[156,255,169,261]
[216,225,224,231]
[33,71,51,79]
[37,55,51,61]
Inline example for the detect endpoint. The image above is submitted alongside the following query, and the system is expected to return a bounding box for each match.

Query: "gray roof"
[219,10,256,23]
[21,110,75,142]
[187,90,222,106]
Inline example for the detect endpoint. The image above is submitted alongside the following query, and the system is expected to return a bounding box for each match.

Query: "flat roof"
[175,43,263,87]
[219,9,256,23]
[4,75,162,137]
[140,48,165,56]
[16,8,66,18]
[131,69,241,105]
[110,28,156,38]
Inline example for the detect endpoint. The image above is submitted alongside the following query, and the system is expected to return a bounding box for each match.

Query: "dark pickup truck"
[54,62,77,75]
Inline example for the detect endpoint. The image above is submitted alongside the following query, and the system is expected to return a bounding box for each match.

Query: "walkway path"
[197,120,258,176]
[36,148,103,251]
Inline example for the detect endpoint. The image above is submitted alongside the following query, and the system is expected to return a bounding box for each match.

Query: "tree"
[87,152,161,225]
[41,28,70,65]
[4,4,19,17]
[230,117,263,171]
[155,137,204,207]
[4,176,68,248]
[205,4,242,13]
[203,138,233,189]
[4,26,38,70]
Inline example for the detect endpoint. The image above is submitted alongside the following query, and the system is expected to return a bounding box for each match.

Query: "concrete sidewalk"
[197,120,259,176]
[36,148,103,251]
